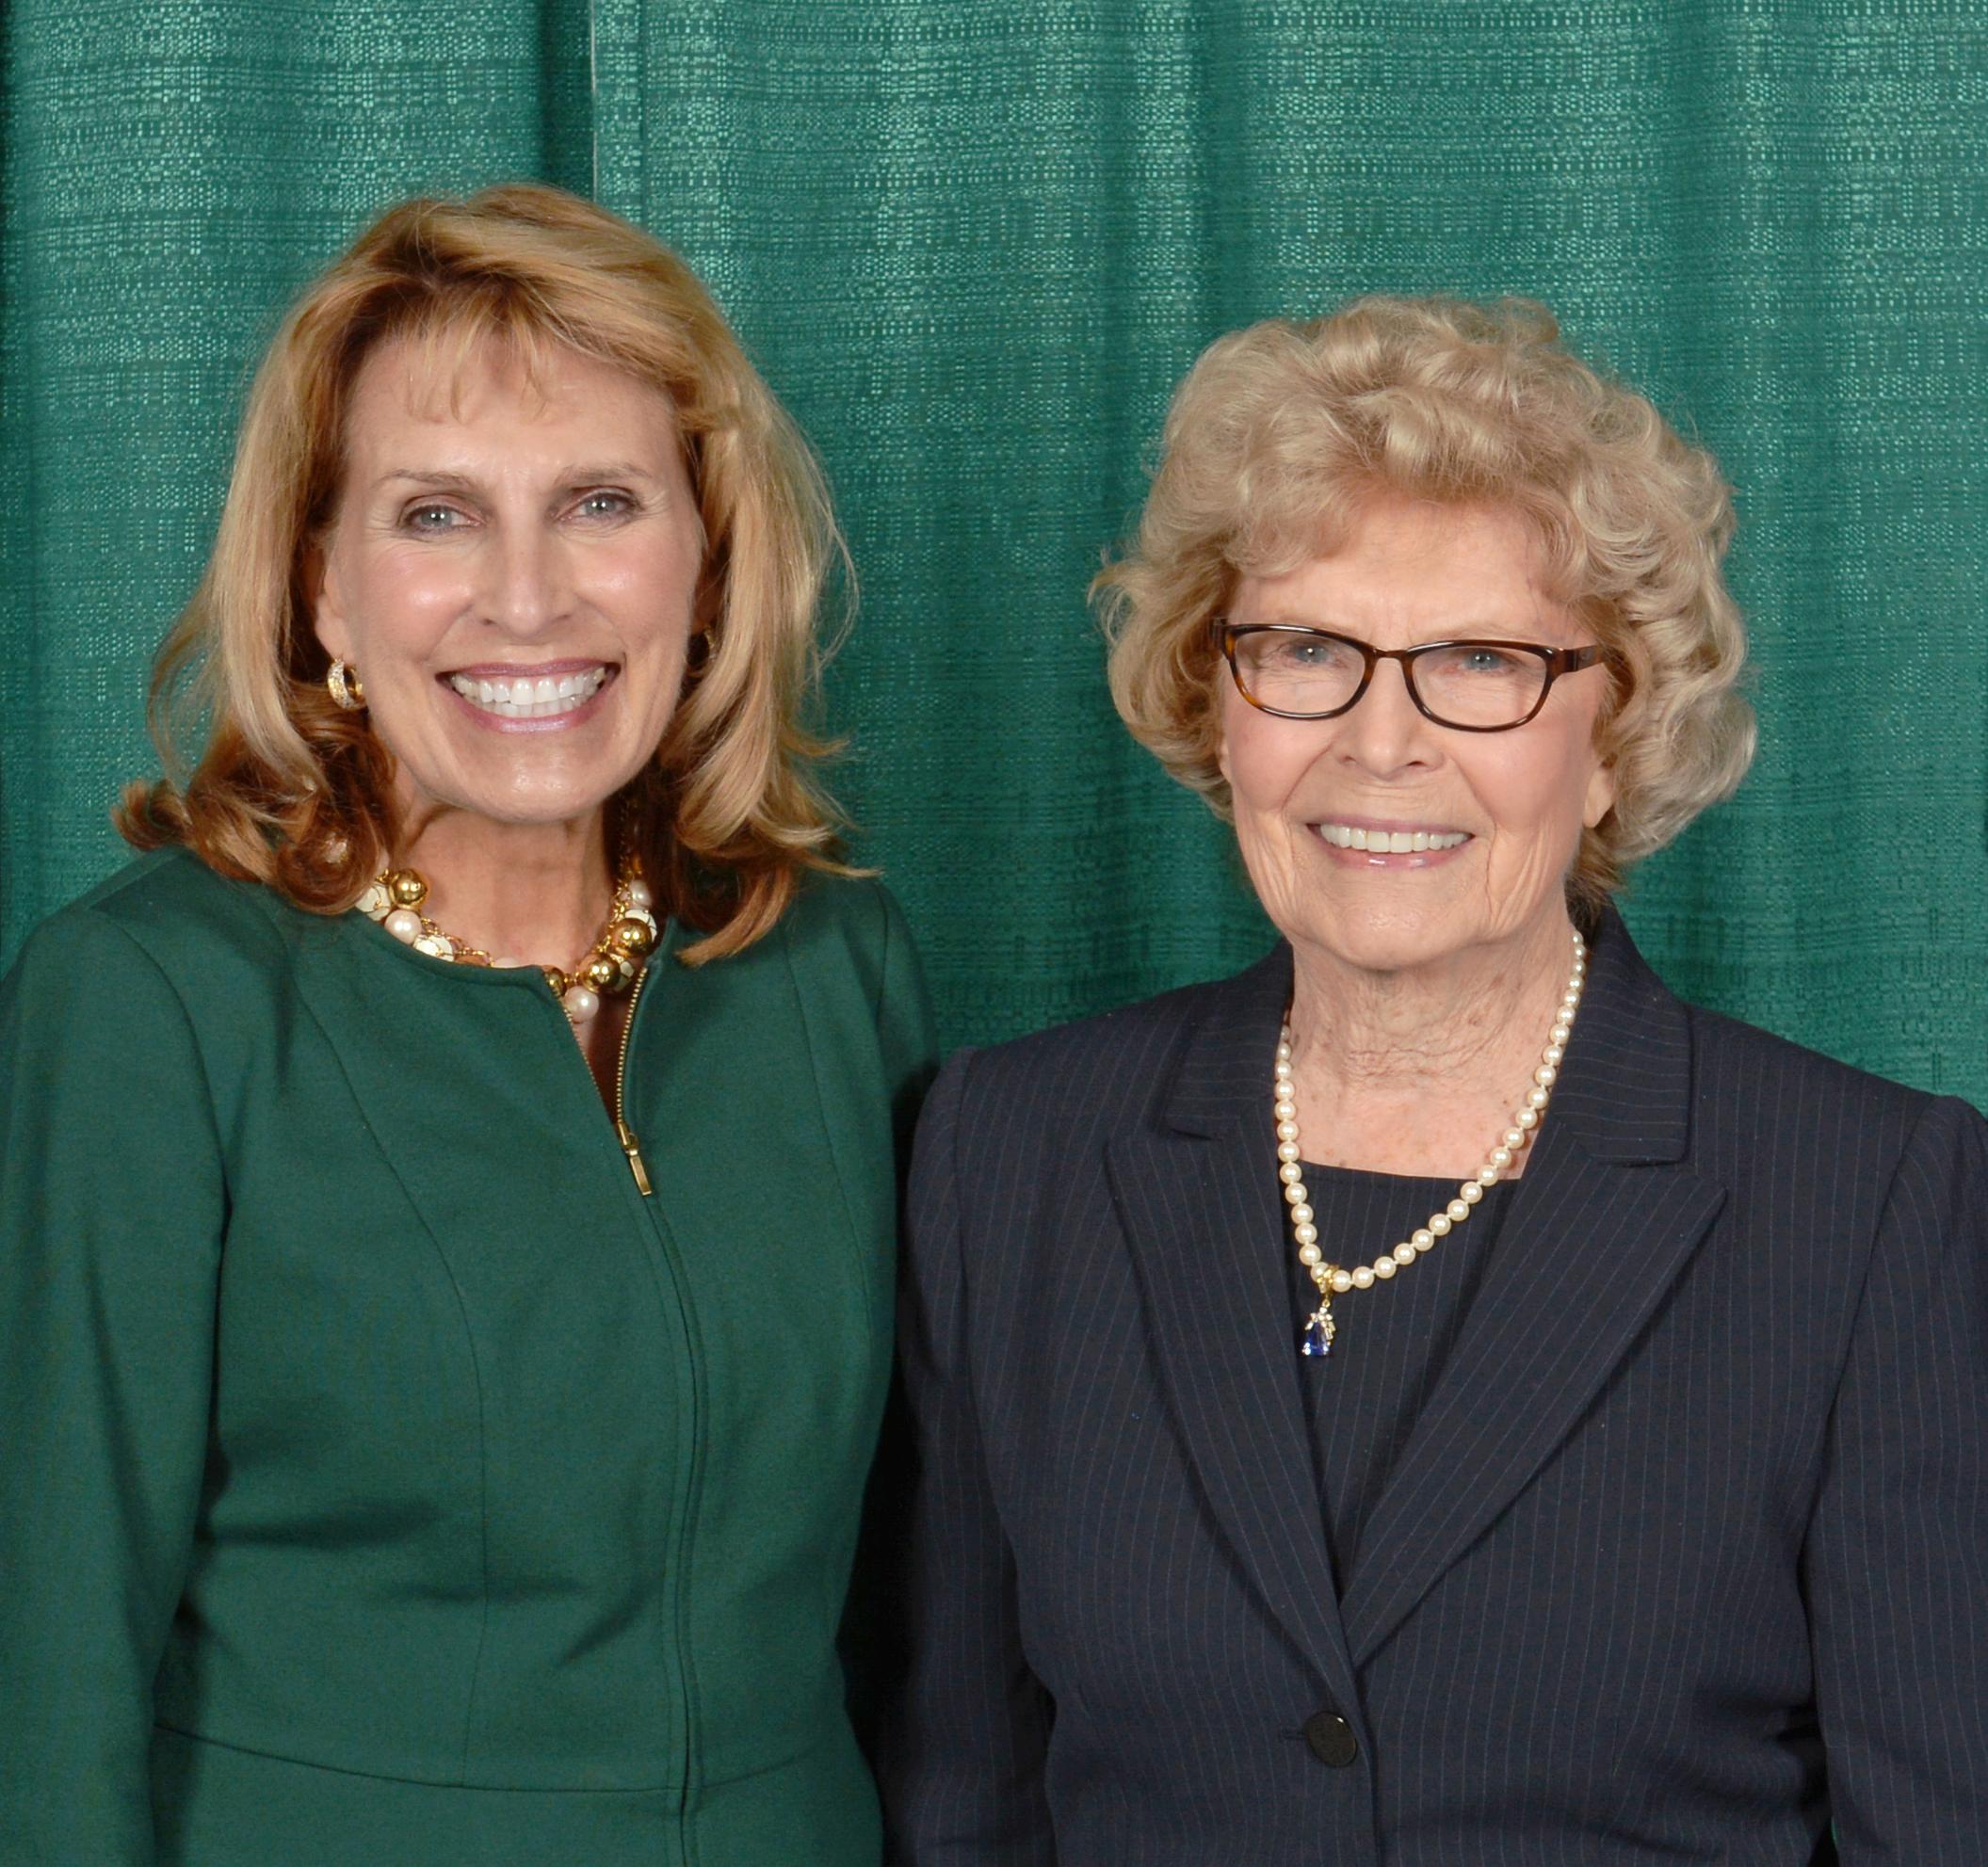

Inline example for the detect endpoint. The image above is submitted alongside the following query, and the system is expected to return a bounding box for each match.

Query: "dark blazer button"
[1303,1710,1359,1767]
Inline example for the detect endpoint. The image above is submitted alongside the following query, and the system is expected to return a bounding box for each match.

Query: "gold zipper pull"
[616,1119,654,1197]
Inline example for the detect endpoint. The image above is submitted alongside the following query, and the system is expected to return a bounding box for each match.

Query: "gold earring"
[327,659,366,711]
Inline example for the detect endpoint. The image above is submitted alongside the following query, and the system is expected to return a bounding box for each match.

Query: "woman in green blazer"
[0,185,933,1866]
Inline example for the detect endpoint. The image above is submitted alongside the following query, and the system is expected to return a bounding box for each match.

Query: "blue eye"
[404,504,466,534]
[574,491,636,520]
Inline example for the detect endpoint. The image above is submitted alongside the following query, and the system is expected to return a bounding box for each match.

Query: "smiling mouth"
[443,664,614,720]
[1313,821,1472,854]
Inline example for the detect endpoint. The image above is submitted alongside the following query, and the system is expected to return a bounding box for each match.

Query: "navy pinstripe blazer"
[865,912,1988,1864]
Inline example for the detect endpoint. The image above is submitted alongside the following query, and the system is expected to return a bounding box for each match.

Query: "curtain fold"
[5,2,1982,1105]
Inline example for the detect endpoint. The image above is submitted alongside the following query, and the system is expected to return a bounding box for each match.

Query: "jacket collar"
[1113,908,1723,1682]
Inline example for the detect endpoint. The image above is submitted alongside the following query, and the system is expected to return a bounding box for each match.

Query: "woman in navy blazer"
[869,298,1988,1863]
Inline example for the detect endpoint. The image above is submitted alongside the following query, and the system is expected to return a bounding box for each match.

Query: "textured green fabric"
[0,848,933,1863]
[4,3,1983,1107]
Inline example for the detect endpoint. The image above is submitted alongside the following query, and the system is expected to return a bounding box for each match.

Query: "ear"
[304,534,353,664]
[1582,755,1617,829]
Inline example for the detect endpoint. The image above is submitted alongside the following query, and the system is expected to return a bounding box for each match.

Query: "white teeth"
[1317,822,1470,853]
[447,666,608,719]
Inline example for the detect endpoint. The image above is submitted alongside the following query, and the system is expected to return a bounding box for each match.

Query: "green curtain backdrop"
[5,2,1983,1107]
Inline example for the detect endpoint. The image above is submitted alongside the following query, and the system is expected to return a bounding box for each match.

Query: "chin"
[1298,904,1475,978]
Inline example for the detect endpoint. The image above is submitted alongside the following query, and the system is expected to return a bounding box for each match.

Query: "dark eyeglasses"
[1219,621,1608,732]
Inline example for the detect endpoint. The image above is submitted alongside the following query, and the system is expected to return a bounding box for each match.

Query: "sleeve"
[866,1050,1059,1866]
[0,909,226,1865]
[1803,1095,1988,1862]
[872,881,942,1175]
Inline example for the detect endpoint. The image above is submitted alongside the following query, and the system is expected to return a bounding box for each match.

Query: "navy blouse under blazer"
[868,910,1988,1865]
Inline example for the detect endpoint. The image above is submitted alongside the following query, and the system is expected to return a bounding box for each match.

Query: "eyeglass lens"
[1231,632,1551,728]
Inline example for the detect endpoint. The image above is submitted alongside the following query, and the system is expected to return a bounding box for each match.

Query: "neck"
[394,805,616,969]
[1285,909,1579,1177]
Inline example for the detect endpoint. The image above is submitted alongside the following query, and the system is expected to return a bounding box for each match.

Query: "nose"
[1333,655,1441,779]
[478,521,574,638]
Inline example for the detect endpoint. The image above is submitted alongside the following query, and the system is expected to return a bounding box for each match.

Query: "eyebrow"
[377,462,664,491]
[1238,615,1559,639]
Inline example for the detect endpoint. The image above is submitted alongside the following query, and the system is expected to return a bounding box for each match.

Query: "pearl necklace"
[356,861,660,1027]
[1278,927,1587,1359]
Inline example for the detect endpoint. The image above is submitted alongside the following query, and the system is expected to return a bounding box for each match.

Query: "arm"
[1804,1096,1988,1862]
[869,1051,1059,1865]
[872,881,941,1171]
[0,909,225,1865]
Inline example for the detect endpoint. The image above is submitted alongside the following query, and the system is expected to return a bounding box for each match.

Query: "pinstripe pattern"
[868,912,1988,1864]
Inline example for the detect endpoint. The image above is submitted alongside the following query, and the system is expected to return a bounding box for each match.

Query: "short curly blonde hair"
[1097,296,1754,907]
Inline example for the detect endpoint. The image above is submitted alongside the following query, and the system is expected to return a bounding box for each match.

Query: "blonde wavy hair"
[120,183,851,962]
[1097,296,1755,907]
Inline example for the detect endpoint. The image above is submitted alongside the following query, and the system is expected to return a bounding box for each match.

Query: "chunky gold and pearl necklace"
[356,859,660,1027]
[1279,927,1586,1359]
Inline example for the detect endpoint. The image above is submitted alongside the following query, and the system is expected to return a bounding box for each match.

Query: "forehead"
[341,330,681,459]
[1240,497,1568,631]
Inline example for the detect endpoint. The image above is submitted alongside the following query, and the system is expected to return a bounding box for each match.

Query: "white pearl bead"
[1330,1269,1353,1294]
[1534,1064,1558,1086]
[1295,1222,1318,1247]
[1276,1041,1292,1062]
[1525,1086,1549,1110]
[1351,1265,1376,1289]
[1412,1228,1434,1250]
[1298,1242,1322,1265]
[1543,1045,1563,1067]
[1551,1025,1572,1047]
[1490,1146,1513,1169]
[1393,1243,1417,1265]
[1476,1165,1499,1187]
[1277,1140,1301,1163]
[384,908,423,943]
[1429,1214,1452,1236]
[1290,1203,1314,1226]
[1372,1258,1396,1280]
[1285,1183,1307,1205]
[1447,1199,1470,1221]
[1279,1162,1303,1185]
[1502,1128,1526,1151]
[1277,1120,1300,1142]
[1460,1182,1482,1204]
[1515,1107,1539,1130]
[1274,1057,1293,1080]
[563,985,601,1023]
[1274,1101,1297,1122]
[628,879,654,909]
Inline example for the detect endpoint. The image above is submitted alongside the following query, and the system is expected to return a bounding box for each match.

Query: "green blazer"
[0,847,936,1867]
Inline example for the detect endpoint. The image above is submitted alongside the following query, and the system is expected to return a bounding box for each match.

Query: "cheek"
[1219,691,1304,816]
[1472,727,1601,851]
[342,551,468,656]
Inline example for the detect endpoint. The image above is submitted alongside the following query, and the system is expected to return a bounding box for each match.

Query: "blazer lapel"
[1106,947,1362,1707]
[1338,912,1726,1668]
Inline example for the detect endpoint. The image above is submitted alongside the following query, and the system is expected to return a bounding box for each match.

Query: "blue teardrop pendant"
[1301,1306,1336,1358]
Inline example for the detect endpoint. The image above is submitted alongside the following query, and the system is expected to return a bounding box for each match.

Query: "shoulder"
[930,968,1236,1139]
[774,869,905,971]
[6,848,290,1009]
[1671,995,1986,1242]
[1683,996,1948,1147]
